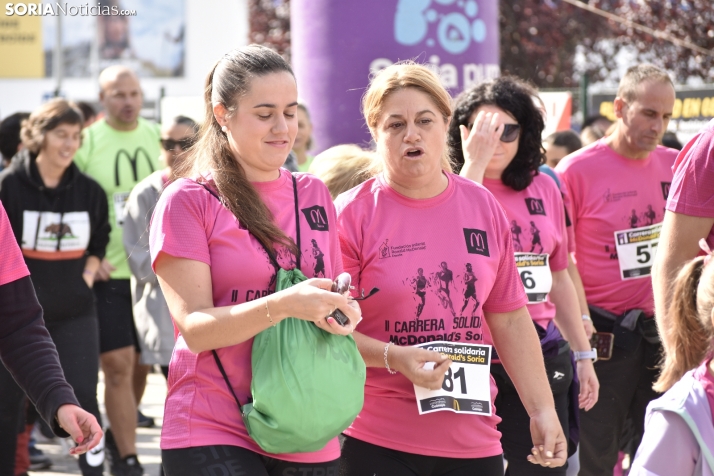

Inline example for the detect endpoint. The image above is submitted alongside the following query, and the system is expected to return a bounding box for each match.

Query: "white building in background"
[0,0,249,123]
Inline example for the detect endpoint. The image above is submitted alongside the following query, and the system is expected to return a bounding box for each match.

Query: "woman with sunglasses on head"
[150,46,361,476]
[123,115,198,383]
[336,62,567,476]
[448,76,600,476]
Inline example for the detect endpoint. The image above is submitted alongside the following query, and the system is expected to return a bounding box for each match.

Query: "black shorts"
[340,436,504,476]
[162,445,340,476]
[94,279,140,354]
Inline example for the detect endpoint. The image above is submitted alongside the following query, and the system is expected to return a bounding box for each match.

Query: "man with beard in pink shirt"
[556,64,677,476]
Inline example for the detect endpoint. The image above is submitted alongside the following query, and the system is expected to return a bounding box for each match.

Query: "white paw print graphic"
[394,0,487,54]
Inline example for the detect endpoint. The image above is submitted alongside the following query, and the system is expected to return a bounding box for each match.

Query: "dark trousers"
[578,330,660,476]
[0,361,25,476]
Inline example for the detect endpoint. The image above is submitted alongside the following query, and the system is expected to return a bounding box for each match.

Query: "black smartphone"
[590,332,614,361]
[330,273,352,326]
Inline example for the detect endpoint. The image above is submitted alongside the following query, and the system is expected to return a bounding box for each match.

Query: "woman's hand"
[389,345,451,390]
[459,110,503,176]
[583,319,596,339]
[56,404,103,456]
[527,408,568,468]
[274,278,361,336]
[577,359,599,411]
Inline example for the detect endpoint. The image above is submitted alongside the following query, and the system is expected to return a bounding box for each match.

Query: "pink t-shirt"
[666,119,714,249]
[335,172,528,459]
[0,201,29,286]
[150,169,343,462]
[556,140,677,315]
[483,174,569,330]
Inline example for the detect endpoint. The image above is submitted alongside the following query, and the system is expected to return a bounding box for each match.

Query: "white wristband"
[574,348,597,362]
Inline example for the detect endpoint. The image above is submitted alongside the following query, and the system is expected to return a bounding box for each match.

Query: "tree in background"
[500,0,714,88]
[248,0,714,88]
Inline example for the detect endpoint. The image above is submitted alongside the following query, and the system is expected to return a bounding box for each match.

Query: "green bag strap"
[197,173,302,410]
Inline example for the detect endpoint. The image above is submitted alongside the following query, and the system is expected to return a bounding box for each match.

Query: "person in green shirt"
[293,103,315,172]
[73,65,160,476]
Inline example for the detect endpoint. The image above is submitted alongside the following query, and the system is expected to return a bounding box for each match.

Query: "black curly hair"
[448,76,545,191]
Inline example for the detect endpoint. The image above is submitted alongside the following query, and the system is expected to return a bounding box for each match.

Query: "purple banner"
[291,0,499,152]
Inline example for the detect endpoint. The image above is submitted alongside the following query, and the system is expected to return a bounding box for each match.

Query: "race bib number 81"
[413,341,492,416]
[614,223,661,280]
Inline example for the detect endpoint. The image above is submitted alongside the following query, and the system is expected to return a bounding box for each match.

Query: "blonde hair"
[308,144,376,200]
[655,253,714,392]
[362,61,453,172]
[21,99,84,153]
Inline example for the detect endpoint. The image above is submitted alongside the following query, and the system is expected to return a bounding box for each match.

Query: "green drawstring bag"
[206,175,366,455]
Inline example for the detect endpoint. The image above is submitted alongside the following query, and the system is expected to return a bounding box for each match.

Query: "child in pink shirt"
[153,46,360,476]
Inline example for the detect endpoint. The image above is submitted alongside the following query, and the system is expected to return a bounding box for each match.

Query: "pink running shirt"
[335,172,528,459]
[150,169,343,462]
[556,140,677,316]
[666,119,714,249]
[483,174,569,330]
[694,359,714,425]
[0,201,29,286]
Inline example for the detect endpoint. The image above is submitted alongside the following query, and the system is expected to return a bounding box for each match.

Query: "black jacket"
[0,150,110,321]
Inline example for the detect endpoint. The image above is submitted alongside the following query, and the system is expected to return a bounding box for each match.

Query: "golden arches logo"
[453,399,460,411]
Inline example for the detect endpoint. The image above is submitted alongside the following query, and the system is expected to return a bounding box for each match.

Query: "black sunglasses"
[161,138,194,151]
[465,122,521,143]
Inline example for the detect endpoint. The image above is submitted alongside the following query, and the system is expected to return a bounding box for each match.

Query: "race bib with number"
[614,223,661,280]
[413,341,492,416]
[515,253,552,303]
[113,192,130,228]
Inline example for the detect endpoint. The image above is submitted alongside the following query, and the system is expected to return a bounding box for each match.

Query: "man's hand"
[56,404,103,455]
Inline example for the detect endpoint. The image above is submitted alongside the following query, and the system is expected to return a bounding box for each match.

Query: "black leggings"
[0,312,103,476]
[162,445,340,476]
[340,436,504,476]
[45,313,104,475]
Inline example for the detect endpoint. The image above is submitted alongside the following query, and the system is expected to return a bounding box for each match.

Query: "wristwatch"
[574,348,597,362]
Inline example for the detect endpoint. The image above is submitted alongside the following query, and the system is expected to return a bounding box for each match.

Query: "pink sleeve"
[556,166,578,254]
[629,410,699,476]
[336,206,362,294]
[549,188,569,272]
[666,130,714,218]
[326,199,344,278]
[150,180,213,270]
[483,207,529,313]
[0,202,29,286]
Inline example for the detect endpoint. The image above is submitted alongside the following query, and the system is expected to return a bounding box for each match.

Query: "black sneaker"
[136,410,155,428]
[28,444,52,470]
[104,428,122,471]
[113,454,144,476]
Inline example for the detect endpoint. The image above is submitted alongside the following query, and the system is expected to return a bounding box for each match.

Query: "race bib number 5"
[413,341,492,416]
[614,223,661,280]
[515,253,552,303]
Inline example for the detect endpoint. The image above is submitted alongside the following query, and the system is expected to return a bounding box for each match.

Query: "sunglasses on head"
[161,138,194,151]
[466,122,521,143]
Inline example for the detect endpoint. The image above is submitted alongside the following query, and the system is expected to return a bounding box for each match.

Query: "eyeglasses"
[161,138,194,151]
[465,122,521,143]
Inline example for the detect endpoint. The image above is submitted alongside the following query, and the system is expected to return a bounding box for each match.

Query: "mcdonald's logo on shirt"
[301,205,329,231]
[525,198,546,216]
[114,147,155,187]
[661,182,671,200]
[463,228,490,257]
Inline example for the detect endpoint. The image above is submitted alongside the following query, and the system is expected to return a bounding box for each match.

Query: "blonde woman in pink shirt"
[336,62,566,476]
[448,76,600,476]
[150,45,360,476]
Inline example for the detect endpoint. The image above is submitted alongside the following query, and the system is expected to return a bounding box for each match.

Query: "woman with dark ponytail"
[629,240,714,476]
[150,45,360,475]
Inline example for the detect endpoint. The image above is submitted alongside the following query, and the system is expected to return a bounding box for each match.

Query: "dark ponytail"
[173,45,296,257]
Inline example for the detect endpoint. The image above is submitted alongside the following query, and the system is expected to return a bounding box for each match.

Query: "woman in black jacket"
[0,99,110,476]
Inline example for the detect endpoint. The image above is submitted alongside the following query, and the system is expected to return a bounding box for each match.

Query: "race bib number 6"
[515,253,552,303]
[413,341,492,416]
[614,223,661,280]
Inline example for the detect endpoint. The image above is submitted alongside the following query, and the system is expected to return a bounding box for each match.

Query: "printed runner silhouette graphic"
[409,268,430,318]
[436,261,456,317]
[460,263,480,316]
